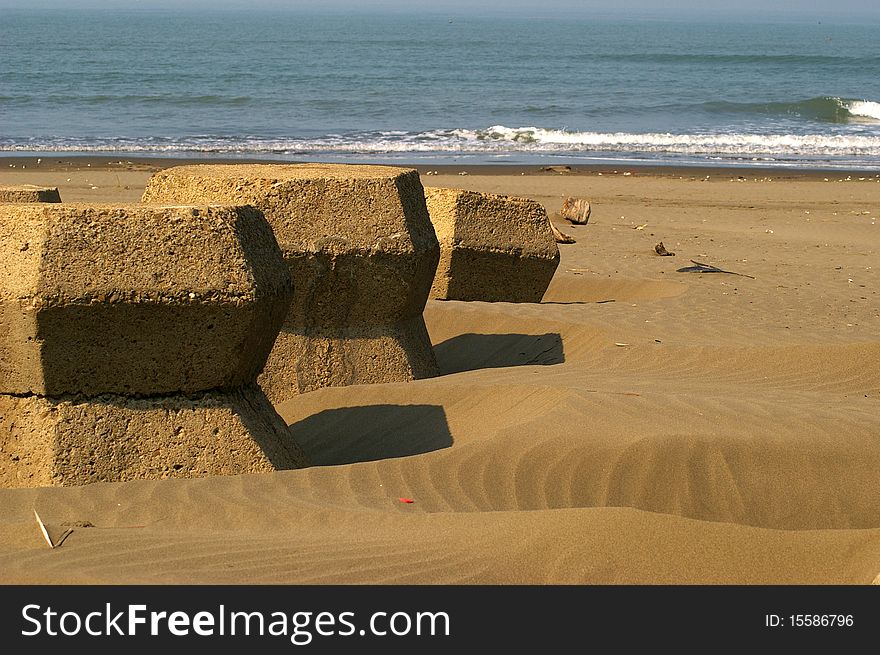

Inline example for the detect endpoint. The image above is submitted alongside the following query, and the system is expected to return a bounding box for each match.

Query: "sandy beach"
[1,157,878,584]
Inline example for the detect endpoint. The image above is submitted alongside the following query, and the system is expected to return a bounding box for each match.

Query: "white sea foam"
[3,125,880,164]
[845,100,880,121]
[453,126,880,157]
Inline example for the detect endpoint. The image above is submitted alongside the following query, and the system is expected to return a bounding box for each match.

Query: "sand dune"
[1,159,878,584]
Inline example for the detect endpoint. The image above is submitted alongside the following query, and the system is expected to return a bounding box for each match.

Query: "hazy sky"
[1,0,878,19]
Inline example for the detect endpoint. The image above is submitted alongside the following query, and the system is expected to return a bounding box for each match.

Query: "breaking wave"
[702,96,880,124]
[3,121,879,168]
[457,126,880,157]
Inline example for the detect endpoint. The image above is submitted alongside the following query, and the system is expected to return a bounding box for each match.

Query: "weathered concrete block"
[424,188,560,302]
[0,204,290,396]
[142,164,440,402]
[0,185,61,203]
[0,386,302,488]
[0,203,306,487]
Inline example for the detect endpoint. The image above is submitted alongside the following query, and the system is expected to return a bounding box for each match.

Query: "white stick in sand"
[33,509,54,549]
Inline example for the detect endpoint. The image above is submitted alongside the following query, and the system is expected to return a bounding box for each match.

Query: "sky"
[1,0,878,20]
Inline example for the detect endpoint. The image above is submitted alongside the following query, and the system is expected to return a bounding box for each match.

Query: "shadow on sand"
[288,404,452,466]
[433,332,564,375]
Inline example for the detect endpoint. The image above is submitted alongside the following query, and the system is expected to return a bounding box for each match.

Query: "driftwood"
[549,221,576,244]
[559,197,591,224]
[654,242,675,256]
[33,510,54,548]
[540,165,572,174]
[677,259,755,279]
[32,509,75,549]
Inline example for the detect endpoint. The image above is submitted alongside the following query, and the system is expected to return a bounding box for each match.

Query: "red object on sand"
[398,497,414,504]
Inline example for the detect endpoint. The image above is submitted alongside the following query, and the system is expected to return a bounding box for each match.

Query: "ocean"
[2,8,879,169]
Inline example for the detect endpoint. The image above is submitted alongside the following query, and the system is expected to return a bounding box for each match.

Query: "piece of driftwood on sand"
[678,259,755,279]
[550,221,576,244]
[654,241,675,256]
[559,197,591,224]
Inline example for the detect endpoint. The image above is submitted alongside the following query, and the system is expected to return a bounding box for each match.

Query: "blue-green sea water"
[2,8,879,168]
